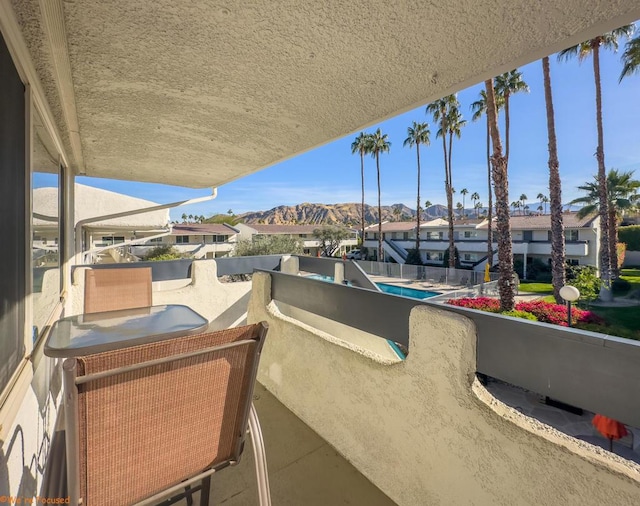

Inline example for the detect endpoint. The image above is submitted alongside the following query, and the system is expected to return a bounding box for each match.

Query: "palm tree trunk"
[609,208,619,278]
[543,56,566,303]
[485,79,515,311]
[593,44,612,286]
[360,152,365,249]
[447,131,455,268]
[504,92,511,163]
[376,154,382,261]
[415,143,421,252]
[486,117,493,266]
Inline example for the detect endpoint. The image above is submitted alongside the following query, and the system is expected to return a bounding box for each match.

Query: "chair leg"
[248,403,271,506]
[199,476,211,506]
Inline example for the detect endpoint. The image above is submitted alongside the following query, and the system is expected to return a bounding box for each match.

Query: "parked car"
[346,249,362,260]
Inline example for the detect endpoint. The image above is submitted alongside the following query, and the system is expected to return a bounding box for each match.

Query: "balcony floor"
[176,383,397,505]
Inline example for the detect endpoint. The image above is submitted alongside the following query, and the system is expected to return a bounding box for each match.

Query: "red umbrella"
[592,414,629,451]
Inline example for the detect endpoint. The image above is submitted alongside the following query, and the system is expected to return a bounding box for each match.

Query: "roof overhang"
[5,1,640,188]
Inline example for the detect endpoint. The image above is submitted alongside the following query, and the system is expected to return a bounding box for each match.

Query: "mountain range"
[235,203,451,226]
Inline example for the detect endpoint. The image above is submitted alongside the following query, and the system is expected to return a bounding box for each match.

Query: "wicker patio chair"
[62,322,270,506]
[84,267,152,314]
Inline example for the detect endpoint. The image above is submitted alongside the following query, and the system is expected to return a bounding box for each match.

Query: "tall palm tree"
[519,194,528,215]
[424,200,432,220]
[559,25,634,287]
[484,78,515,311]
[570,169,640,278]
[542,196,550,214]
[536,193,545,212]
[471,191,480,209]
[493,69,529,163]
[544,56,566,302]
[369,128,391,260]
[351,132,372,247]
[474,201,483,218]
[471,89,503,266]
[460,188,469,217]
[403,122,430,253]
[620,35,640,81]
[427,95,465,268]
[456,202,464,218]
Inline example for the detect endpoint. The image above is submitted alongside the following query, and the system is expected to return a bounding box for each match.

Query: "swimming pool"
[375,282,440,300]
[306,275,439,300]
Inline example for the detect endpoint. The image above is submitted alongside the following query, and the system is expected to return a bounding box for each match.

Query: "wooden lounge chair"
[62,322,271,506]
[84,267,152,314]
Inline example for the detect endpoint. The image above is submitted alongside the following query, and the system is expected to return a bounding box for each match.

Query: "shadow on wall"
[0,425,38,497]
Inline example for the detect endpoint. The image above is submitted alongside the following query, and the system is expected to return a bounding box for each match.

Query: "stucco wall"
[248,271,640,506]
[71,260,252,326]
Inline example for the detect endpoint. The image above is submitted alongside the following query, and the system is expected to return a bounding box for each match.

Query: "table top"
[44,304,209,358]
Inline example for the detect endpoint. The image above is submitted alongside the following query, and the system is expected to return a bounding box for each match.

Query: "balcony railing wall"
[248,271,640,506]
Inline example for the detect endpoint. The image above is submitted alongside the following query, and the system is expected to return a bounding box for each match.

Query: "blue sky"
[44,38,640,221]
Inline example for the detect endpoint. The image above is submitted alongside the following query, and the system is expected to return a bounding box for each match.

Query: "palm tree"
[471,191,480,209]
[181,213,187,222]
[544,55,566,307]
[188,214,194,222]
[536,193,546,214]
[471,89,503,266]
[424,200,432,219]
[351,132,372,246]
[460,188,469,217]
[511,201,520,215]
[474,201,483,218]
[369,129,391,260]
[484,78,515,311]
[519,194,528,215]
[570,169,640,278]
[620,35,640,81]
[393,205,402,221]
[559,25,634,287]
[427,95,466,268]
[403,122,430,252]
[494,69,529,163]
[456,202,464,218]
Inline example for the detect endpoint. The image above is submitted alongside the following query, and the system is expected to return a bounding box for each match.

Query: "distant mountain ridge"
[236,203,449,226]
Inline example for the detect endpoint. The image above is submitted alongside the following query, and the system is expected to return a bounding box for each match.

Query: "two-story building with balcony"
[363,213,600,275]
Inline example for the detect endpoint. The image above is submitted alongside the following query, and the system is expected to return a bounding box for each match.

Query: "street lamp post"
[559,285,580,327]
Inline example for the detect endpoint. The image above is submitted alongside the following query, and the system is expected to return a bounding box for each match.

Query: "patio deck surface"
[175,383,397,505]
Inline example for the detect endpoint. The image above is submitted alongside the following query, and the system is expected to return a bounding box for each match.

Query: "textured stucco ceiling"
[11,1,640,188]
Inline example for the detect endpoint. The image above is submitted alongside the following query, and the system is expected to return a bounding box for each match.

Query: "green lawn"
[518,282,552,294]
[619,268,640,292]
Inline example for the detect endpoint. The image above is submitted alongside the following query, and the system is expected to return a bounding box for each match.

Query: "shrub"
[144,245,182,261]
[569,266,601,302]
[443,246,461,268]
[501,310,538,321]
[617,242,627,270]
[514,300,604,326]
[405,248,423,266]
[619,225,640,251]
[447,297,501,312]
[612,277,632,295]
[234,235,303,256]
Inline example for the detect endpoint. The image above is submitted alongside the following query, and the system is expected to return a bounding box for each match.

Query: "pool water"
[375,282,439,300]
[306,275,439,301]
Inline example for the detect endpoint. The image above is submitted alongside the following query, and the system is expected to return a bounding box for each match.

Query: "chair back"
[64,322,268,506]
[84,267,152,314]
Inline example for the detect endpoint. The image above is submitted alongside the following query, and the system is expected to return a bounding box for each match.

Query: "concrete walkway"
[175,383,397,505]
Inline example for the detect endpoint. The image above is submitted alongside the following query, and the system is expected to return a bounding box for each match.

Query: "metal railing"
[297,255,379,291]
[357,260,500,284]
[263,270,640,428]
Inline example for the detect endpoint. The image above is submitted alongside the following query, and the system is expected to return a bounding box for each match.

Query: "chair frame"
[62,323,271,506]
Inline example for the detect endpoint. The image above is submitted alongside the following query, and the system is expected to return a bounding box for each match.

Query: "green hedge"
[619,225,640,251]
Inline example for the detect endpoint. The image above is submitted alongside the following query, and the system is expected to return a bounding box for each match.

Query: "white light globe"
[559,285,580,302]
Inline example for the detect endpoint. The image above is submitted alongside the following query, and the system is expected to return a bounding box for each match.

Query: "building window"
[565,230,579,241]
[215,235,228,243]
[176,235,189,244]
[567,259,579,266]
[299,234,307,238]
[403,232,409,240]
[463,253,476,261]
[426,251,444,261]
[148,237,162,243]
